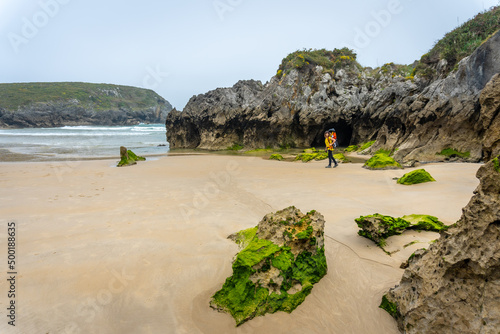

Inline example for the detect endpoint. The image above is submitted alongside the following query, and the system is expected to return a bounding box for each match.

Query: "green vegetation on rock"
[356,214,447,250]
[363,153,402,170]
[303,147,318,154]
[380,294,400,318]
[359,141,376,151]
[413,6,500,78]
[277,48,361,77]
[356,214,411,247]
[295,152,327,162]
[0,82,165,111]
[345,145,358,152]
[492,156,500,173]
[231,227,258,249]
[227,143,244,151]
[402,215,448,232]
[333,153,349,163]
[117,149,145,167]
[210,207,327,326]
[269,154,284,161]
[438,148,470,159]
[245,148,274,154]
[397,169,436,185]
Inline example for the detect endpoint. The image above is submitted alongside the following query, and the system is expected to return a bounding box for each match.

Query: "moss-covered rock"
[333,153,349,163]
[303,147,318,153]
[210,207,327,326]
[345,145,358,152]
[493,156,500,173]
[359,141,376,151]
[355,214,411,247]
[397,169,436,185]
[269,154,284,161]
[117,147,146,167]
[379,294,400,318]
[402,214,448,232]
[356,214,447,250]
[295,152,327,162]
[245,148,274,154]
[363,153,402,170]
[437,148,470,159]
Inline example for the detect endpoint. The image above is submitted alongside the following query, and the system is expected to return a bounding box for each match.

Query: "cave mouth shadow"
[310,121,353,148]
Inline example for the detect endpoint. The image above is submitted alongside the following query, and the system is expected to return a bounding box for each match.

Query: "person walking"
[324,131,338,168]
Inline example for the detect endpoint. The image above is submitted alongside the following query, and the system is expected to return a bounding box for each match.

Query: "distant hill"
[0,82,172,128]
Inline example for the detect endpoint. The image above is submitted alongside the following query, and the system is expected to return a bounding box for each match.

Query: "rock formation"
[397,169,436,185]
[166,30,500,163]
[363,153,402,170]
[117,147,146,167]
[0,82,172,128]
[356,214,447,248]
[210,206,327,326]
[383,157,500,333]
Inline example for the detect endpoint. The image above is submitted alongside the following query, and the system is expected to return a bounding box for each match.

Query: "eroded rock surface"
[385,158,500,333]
[210,206,327,326]
[166,31,500,163]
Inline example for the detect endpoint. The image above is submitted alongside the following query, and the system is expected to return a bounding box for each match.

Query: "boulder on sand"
[210,206,327,326]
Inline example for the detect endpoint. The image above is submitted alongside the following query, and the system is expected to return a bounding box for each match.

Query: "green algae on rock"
[117,146,146,167]
[210,206,327,326]
[402,214,448,232]
[363,153,402,170]
[355,214,411,247]
[269,154,284,161]
[379,294,400,319]
[294,152,327,162]
[356,214,447,250]
[397,169,436,185]
[333,153,349,163]
[345,145,359,152]
[493,156,500,172]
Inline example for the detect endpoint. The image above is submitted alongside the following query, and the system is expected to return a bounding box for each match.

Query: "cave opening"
[310,120,353,148]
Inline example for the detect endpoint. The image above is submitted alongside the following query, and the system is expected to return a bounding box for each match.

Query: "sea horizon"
[0,124,169,162]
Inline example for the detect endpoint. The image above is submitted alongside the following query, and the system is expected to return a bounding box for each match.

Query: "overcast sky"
[1,0,498,109]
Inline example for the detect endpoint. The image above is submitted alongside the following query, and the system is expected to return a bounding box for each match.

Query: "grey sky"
[1,0,498,109]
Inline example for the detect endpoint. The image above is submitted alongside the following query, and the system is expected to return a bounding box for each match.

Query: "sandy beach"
[0,155,481,334]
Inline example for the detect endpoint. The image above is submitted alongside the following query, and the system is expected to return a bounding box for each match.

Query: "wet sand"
[0,156,480,333]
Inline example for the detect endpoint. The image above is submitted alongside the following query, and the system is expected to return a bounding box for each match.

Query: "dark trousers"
[328,150,337,166]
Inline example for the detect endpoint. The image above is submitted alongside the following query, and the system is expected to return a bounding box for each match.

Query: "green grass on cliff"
[0,82,164,111]
[413,6,500,77]
[277,48,362,77]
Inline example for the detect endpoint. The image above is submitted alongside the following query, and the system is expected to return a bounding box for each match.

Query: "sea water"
[0,124,169,161]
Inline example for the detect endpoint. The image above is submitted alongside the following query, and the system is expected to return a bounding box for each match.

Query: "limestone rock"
[479,73,500,161]
[356,214,447,249]
[210,206,327,326]
[166,30,500,164]
[384,158,500,333]
[117,147,145,167]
